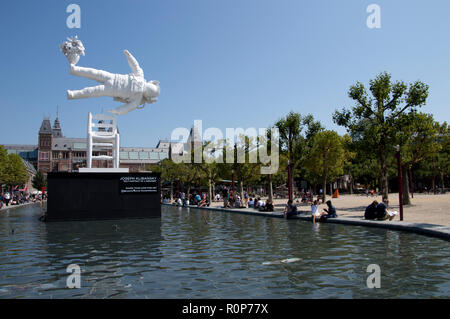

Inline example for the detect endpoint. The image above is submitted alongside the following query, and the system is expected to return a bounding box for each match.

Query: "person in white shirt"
[311,200,322,224]
[4,192,11,207]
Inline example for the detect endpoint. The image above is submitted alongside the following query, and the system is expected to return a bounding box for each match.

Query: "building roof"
[2,145,38,161]
[119,147,168,163]
[39,118,52,135]
[53,137,87,151]
[2,144,38,151]
[21,158,36,175]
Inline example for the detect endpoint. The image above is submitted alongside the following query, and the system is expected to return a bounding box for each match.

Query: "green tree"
[274,112,323,200]
[304,131,347,203]
[395,112,443,204]
[153,159,181,200]
[32,170,47,190]
[275,111,302,200]
[333,72,429,203]
[2,153,28,188]
[0,145,8,183]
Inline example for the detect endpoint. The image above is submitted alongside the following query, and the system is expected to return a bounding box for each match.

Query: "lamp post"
[288,159,292,201]
[395,145,404,221]
[231,169,235,193]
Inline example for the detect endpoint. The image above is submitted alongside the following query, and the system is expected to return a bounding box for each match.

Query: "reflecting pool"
[0,204,449,298]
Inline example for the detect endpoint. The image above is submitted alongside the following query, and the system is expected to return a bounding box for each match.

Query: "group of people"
[0,191,44,209]
[282,198,338,222]
[169,192,211,208]
[249,197,274,211]
[364,200,397,221]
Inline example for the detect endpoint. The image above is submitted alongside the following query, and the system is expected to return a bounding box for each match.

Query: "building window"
[62,152,69,159]
[129,152,139,160]
[52,152,59,159]
[139,152,149,160]
[40,152,49,161]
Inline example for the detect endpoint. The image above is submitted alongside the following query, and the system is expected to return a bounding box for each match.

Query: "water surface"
[0,204,449,298]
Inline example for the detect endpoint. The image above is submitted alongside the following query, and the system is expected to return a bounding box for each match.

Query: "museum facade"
[3,117,175,173]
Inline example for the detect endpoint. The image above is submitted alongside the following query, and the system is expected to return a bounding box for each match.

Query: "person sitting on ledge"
[235,195,242,208]
[375,200,397,221]
[364,200,378,220]
[284,200,298,218]
[198,194,208,207]
[248,197,254,208]
[311,200,321,224]
[255,197,265,210]
[319,200,338,221]
[253,197,260,209]
[260,199,274,212]
[173,197,182,206]
[194,193,201,205]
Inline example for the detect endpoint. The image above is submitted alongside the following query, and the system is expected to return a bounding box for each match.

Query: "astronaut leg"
[70,65,114,83]
[67,85,108,99]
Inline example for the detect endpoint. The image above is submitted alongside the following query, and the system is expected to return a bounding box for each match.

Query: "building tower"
[52,106,63,138]
[37,118,53,173]
[52,117,63,138]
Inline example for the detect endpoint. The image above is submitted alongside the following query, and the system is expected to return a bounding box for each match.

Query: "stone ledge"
[0,201,44,212]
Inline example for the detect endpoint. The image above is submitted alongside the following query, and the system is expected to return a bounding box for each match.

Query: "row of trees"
[154,72,449,205]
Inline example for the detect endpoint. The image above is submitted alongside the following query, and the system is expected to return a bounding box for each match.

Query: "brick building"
[3,116,174,173]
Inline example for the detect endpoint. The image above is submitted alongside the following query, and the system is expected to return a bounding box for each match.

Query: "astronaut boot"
[67,90,75,100]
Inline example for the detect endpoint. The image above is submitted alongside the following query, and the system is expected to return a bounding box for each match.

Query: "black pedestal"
[45,172,161,221]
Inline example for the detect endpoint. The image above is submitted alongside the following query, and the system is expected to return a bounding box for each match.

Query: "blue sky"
[0,0,449,147]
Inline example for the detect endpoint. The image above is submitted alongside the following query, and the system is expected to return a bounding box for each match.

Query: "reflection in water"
[0,204,449,298]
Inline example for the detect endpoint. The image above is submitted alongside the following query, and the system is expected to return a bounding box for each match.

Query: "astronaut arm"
[109,98,142,115]
[123,50,144,78]
[113,96,130,103]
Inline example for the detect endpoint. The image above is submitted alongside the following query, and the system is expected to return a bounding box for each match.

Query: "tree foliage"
[333,72,429,202]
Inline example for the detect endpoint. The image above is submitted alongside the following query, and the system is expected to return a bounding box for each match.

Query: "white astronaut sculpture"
[64,42,160,115]
[61,38,160,170]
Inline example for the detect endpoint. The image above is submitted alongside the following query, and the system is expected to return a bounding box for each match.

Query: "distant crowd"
[0,191,46,209]
[161,187,399,224]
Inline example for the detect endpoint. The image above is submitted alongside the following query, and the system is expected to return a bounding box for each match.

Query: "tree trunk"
[380,143,389,203]
[441,172,445,193]
[402,166,411,205]
[268,174,273,201]
[329,182,333,196]
[433,175,436,194]
[349,175,354,195]
[239,180,244,206]
[322,175,327,203]
[288,163,294,200]
[208,178,212,204]
[170,181,174,201]
[409,168,414,199]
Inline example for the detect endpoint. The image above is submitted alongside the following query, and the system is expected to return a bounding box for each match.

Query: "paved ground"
[209,192,450,227]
